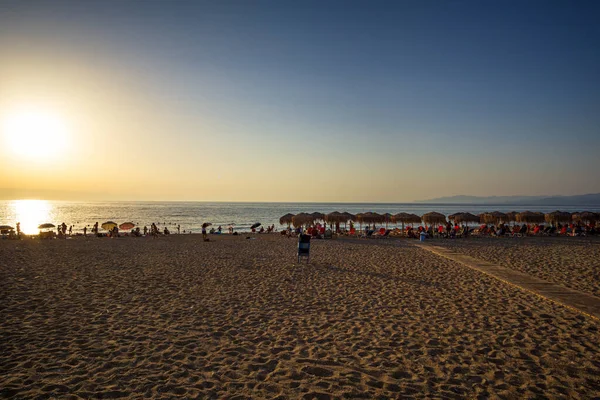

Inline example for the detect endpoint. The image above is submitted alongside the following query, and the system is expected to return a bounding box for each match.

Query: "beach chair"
[361,230,374,239]
[376,229,391,239]
[298,234,311,263]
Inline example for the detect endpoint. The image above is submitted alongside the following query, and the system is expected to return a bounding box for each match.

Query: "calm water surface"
[1,200,599,234]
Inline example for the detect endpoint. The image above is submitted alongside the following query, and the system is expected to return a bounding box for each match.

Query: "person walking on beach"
[68,225,73,236]
[177,224,180,234]
[83,226,87,237]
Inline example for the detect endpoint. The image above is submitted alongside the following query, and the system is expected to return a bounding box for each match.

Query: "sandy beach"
[1,234,599,398]
[435,237,600,298]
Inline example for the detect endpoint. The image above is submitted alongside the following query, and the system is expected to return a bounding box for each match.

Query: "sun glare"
[2,110,69,160]
[10,199,53,235]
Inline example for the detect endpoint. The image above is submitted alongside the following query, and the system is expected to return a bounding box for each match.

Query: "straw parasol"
[422,212,446,225]
[354,213,364,229]
[448,213,461,221]
[343,212,356,220]
[572,211,598,223]
[505,211,519,223]
[310,212,325,223]
[392,212,422,230]
[292,213,312,228]
[544,211,572,224]
[0,225,14,230]
[452,212,480,224]
[480,211,508,224]
[382,213,393,228]
[325,211,343,224]
[279,213,295,227]
[516,211,545,224]
[341,212,355,229]
[326,211,349,232]
[357,212,385,227]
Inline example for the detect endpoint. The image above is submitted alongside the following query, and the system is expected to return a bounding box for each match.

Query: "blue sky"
[1,0,599,201]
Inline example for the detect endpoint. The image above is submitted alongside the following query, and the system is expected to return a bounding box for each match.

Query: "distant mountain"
[419,193,600,206]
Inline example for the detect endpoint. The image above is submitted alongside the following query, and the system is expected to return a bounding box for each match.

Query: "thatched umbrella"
[325,211,346,232]
[279,213,295,227]
[343,212,356,220]
[382,213,393,228]
[453,212,480,225]
[355,213,365,230]
[392,212,422,230]
[480,211,508,225]
[422,212,446,225]
[292,213,312,228]
[572,211,598,224]
[355,212,384,229]
[324,211,344,223]
[516,211,545,224]
[342,212,355,230]
[448,213,461,221]
[545,211,572,225]
[363,212,385,226]
[311,212,325,223]
[505,211,519,224]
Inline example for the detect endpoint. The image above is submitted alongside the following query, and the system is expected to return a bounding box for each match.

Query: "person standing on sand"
[143,226,148,236]
[202,223,208,241]
[177,224,180,234]
[68,225,72,236]
[83,226,87,237]
[16,222,20,238]
[93,222,99,235]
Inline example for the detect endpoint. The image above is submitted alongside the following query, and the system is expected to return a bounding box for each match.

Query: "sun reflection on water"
[10,200,52,234]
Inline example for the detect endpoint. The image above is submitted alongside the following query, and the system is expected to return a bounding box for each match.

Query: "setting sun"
[2,109,69,160]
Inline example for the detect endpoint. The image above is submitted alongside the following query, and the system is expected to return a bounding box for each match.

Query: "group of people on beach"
[476,222,595,237]
[274,218,599,241]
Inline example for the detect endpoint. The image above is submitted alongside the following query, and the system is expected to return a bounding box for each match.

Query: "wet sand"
[1,235,599,398]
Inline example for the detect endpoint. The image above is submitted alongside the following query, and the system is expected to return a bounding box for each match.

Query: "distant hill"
[419,193,600,206]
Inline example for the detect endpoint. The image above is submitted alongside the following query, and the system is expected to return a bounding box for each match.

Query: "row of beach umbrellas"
[279,211,600,228]
[35,221,136,231]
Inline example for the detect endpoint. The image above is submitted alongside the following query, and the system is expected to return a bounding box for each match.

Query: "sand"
[1,234,599,399]
[434,236,600,298]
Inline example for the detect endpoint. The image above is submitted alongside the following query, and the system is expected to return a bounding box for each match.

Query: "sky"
[1,0,599,202]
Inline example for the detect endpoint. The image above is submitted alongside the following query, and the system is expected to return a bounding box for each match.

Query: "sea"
[1,200,600,235]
